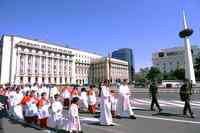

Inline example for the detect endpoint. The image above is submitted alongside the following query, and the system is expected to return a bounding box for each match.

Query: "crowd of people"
[0,79,137,132]
[0,78,195,132]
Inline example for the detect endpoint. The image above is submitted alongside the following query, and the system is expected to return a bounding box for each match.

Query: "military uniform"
[149,81,162,112]
[180,81,194,118]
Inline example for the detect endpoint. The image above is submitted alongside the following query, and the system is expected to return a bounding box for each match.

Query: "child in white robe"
[87,85,96,113]
[110,90,118,118]
[65,97,82,133]
[61,87,71,108]
[48,94,64,129]
[80,88,88,112]
[37,92,50,128]
[9,87,24,119]
[25,90,39,124]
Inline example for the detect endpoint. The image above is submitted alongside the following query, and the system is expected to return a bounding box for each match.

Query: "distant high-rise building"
[112,48,135,82]
[152,45,200,73]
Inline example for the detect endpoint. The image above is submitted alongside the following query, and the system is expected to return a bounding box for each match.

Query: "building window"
[20,77,23,83]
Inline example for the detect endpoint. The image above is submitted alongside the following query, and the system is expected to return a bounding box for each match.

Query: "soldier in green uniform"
[179,79,194,118]
[149,79,162,112]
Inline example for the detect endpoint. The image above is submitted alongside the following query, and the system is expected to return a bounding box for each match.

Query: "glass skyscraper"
[112,48,135,82]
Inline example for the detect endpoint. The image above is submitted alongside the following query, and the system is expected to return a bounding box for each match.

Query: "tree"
[173,68,185,80]
[163,71,176,80]
[134,67,150,88]
[134,67,149,81]
[146,67,162,81]
[194,55,200,81]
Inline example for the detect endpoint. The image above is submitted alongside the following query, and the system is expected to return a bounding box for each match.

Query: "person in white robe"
[31,83,39,92]
[80,88,88,111]
[42,85,49,99]
[48,94,64,129]
[37,92,50,128]
[61,87,71,108]
[64,97,82,132]
[116,79,136,119]
[21,84,30,96]
[25,90,39,124]
[8,88,15,115]
[37,85,48,100]
[49,85,59,99]
[9,87,24,119]
[87,85,96,113]
[110,90,118,118]
[99,80,113,126]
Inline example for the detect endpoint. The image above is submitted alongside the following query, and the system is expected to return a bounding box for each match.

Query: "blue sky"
[0,0,200,72]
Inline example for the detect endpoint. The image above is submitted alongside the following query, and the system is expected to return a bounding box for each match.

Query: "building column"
[30,50,36,85]
[51,53,54,84]
[24,50,29,75]
[106,58,110,80]
[15,48,21,85]
[67,57,70,84]
[45,52,49,84]
[38,51,42,85]
[62,58,65,84]
[56,56,60,84]
[23,49,29,84]
[71,57,76,84]
[38,51,42,75]
[16,53,21,76]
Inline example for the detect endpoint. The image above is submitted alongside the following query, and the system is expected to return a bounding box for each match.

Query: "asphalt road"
[0,92,199,133]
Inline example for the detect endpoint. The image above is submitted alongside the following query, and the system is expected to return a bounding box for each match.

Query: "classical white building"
[0,35,102,85]
[89,57,129,84]
[152,45,200,73]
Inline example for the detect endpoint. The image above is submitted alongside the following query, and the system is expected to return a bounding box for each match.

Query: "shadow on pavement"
[133,108,150,111]
[152,112,183,117]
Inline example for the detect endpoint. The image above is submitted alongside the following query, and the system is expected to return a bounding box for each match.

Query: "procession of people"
[0,78,196,132]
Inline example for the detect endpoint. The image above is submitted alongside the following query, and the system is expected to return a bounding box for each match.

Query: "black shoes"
[116,115,136,119]
[116,115,121,119]
[150,108,162,112]
[129,115,137,119]
[150,108,155,111]
[190,113,195,118]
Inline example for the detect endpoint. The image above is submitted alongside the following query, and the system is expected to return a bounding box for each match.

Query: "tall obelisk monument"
[179,10,196,84]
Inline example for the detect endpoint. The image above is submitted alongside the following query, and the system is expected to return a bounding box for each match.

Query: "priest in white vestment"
[116,79,136,119]
[99,80,113,126]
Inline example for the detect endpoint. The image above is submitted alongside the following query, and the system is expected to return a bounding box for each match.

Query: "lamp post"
[179,10,196,84]
[108,53,111,86]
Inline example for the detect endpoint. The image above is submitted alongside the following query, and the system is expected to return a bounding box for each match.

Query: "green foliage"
[134,68,149,81]
[173,68,185,80]
[146,67,162,81]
